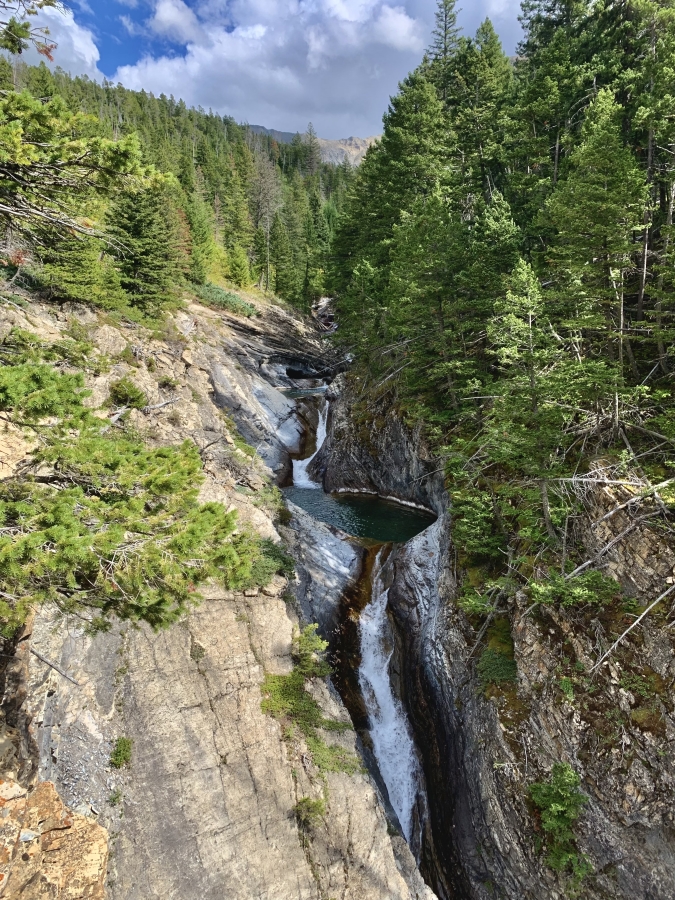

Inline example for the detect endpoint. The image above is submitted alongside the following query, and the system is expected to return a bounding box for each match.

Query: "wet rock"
[285,502,363,636]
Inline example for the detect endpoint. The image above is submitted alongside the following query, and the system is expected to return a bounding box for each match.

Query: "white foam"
[358,551,420,842]
[293,402,328,488]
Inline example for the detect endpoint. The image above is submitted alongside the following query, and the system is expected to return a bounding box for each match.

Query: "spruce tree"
[304,123,322,177]
[270,213,297,301]
[429,0,461,101]
[107,182,181,315]
[0,53,12,90]
[331,68,451,300]
[544,90,647,347]
[39,232,127,310]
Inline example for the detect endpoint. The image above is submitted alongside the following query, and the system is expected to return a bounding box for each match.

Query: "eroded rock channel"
[283,390,440,876]
[3,296,674,900]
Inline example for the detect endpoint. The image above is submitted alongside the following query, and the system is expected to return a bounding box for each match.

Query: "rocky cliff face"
[310,378,445,514]
[317,384,675,900]
[0,294,435,900]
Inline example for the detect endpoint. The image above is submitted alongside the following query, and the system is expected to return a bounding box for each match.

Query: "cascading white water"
[292,402,328,488]
[358,551,420,843]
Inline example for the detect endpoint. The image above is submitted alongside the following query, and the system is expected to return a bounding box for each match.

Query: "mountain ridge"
[247,124,378,166]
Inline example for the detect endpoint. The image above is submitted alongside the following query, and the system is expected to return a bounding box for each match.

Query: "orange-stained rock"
[0,780,107,899]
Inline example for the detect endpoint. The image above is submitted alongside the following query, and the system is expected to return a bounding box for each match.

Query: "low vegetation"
[110,737,133,769]
[261,625,359,777]
[194,283,256,318]
[529,763,591,885]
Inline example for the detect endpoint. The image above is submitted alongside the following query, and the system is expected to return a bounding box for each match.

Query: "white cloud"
[110,0,431,136]
[23,0,525,138]
[374,5,423,52]
[150,0,204,44]
[120,14,145,37]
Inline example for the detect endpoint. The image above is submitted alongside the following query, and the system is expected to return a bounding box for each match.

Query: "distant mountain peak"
[246,124,379,166]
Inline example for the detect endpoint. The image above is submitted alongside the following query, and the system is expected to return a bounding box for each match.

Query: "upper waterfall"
[293,402,328,488]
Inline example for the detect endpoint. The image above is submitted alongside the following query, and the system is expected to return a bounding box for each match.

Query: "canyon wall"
[0,297,433,900]
[317,384,675,900]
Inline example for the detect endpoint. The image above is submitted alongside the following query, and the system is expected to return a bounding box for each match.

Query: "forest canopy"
[330,0,675,604]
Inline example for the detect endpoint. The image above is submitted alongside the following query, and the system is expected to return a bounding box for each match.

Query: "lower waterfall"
[358,549,421,843]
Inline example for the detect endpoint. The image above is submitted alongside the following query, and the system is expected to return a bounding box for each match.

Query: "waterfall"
[358,550,420,843]
[293,402,328,488]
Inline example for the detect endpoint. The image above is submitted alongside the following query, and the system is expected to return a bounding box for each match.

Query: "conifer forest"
[2,1,675,898]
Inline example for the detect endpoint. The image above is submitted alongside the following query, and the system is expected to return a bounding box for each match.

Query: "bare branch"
[591,583,675,673]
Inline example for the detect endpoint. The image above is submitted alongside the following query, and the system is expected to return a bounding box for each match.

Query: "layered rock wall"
[317,384,675,900]
[0,296,434,900]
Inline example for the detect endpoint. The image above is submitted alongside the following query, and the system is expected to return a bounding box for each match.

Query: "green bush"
[293,623,331,678]
[261,624,358,777]
[195,283,256,317]
[110,736,133,768]
[530,571,620,608]
[529,763,591,879]
[0,363,89,425]
[108,376,147,409]
[248,538,296,587]
[0,433,258,634]
[477,648,517,687]
[293,796,326,831]
[451,490,505,563]
[559,677,574,701]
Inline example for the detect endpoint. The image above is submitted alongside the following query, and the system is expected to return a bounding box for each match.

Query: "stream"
[284,396,433,849]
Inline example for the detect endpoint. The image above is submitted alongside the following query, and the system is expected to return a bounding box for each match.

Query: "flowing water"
[358,550,421,842]
[292,404,328,488]
[287,394,432,850]
[286,401,435,543]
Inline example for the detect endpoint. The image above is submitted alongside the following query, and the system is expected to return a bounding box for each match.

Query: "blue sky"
[33,1,523,139]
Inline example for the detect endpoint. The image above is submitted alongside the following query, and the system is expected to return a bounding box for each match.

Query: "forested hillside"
[0,55,352,313]
[0,34,349,635]
[332,0,675,613]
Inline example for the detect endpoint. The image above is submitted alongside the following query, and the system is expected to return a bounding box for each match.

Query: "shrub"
[530,571,620,608]
[529,762,590,878]
[559,677,574,701]
[293,796,325,831]
[261,623,358,776]
[110,736,133,768]
[477,648,517,687]
[248,539,296,587]
[108,376,147,409]
[0,433,256,634]
[451,489,505,563]
[0,363,89,425]
[195,282,256,317]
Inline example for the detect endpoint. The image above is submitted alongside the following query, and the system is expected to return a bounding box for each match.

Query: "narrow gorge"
[2,282,675,900]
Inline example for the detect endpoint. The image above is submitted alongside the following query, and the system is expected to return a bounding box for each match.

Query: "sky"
[28,1,523,139]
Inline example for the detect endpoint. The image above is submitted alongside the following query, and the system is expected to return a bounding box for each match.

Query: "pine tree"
[228,244,251,287]
[270,213,297,301]
[107,182,181,315]
[0,53,13,90]
[39,232,127,309]
[429,0,461,101]
[26,60,54,99]
[185,180,215,284]
[304,123,322,176]
[544,90,647,346]
[332,68,451,299]
[449,19,513,200]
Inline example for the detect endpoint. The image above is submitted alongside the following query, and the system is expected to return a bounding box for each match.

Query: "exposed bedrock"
[0,299,435,900]
[309,376,445,514]
[316,384,675,900]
